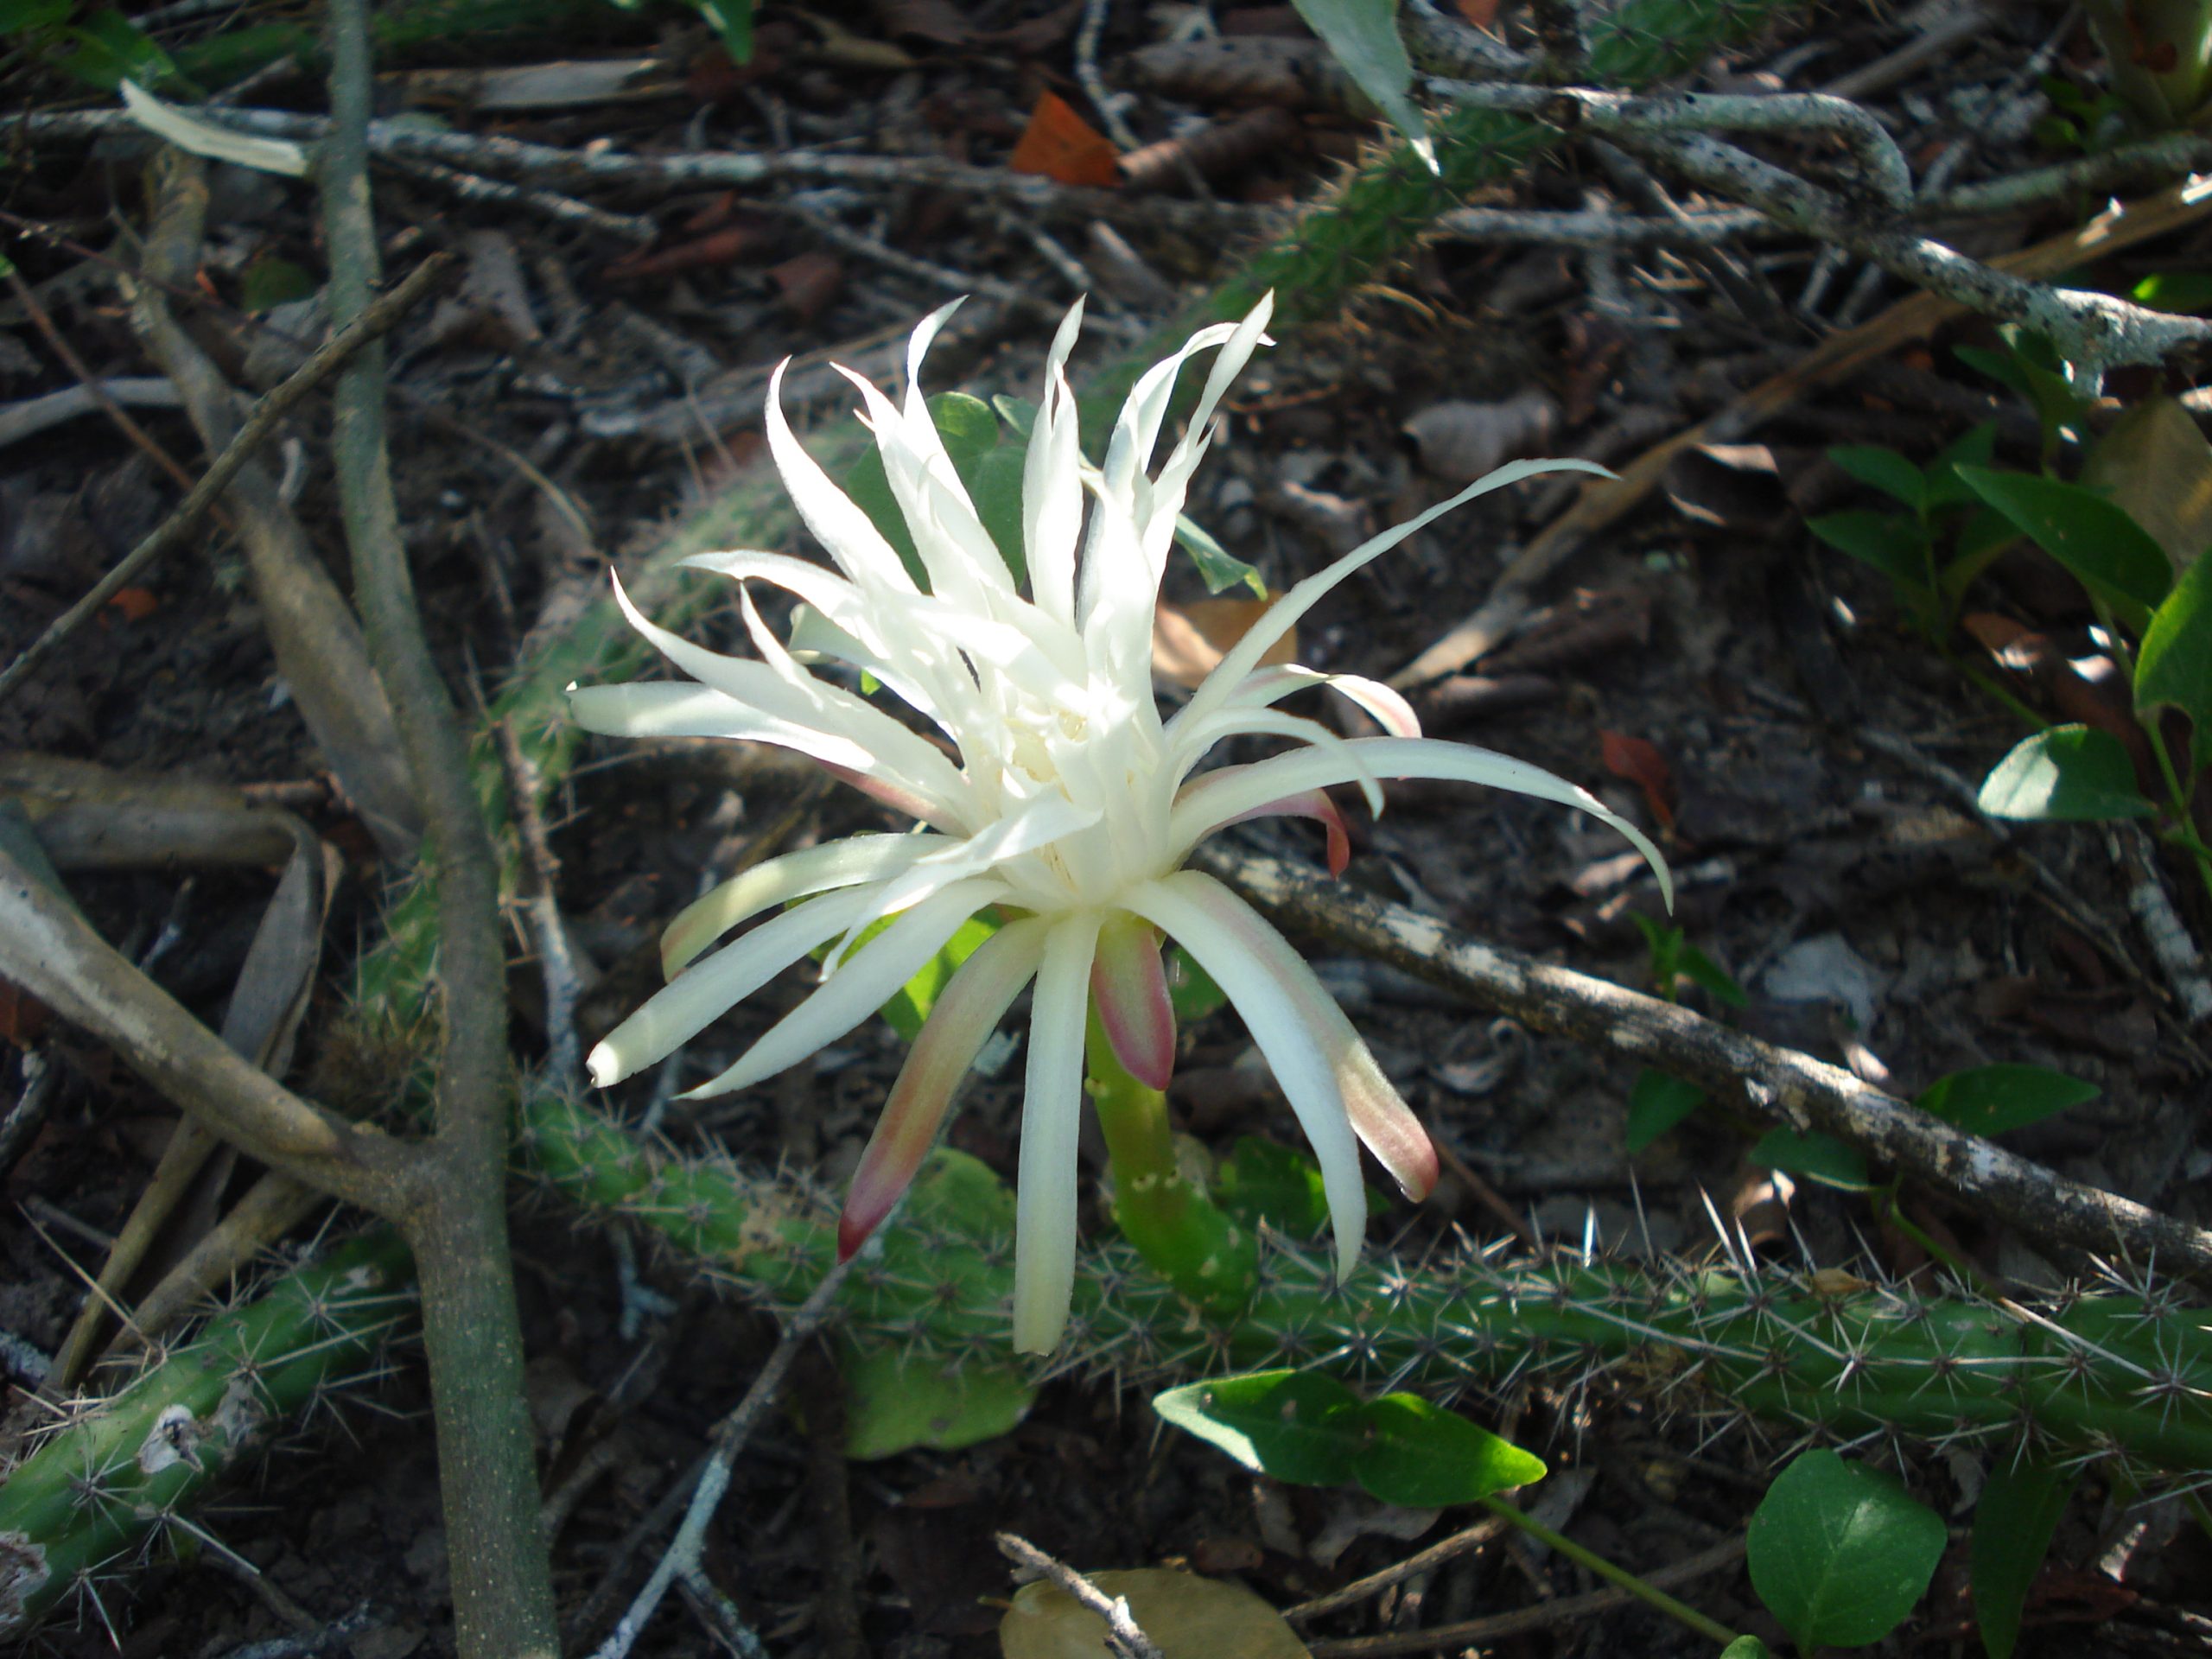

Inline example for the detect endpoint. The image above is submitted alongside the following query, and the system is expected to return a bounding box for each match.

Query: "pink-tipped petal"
[818,762,963,834]
[1089,914,1176,1090]
[1212,787,1351,878]
[840,919,1046,1258]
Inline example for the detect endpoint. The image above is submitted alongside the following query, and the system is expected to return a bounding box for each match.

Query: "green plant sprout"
[1623,915,1747,1154]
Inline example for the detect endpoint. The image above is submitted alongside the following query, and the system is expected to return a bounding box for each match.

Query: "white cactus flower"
[570,295,1669,1352]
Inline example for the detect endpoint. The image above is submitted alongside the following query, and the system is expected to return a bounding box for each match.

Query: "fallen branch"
[1194,845,2212,1285]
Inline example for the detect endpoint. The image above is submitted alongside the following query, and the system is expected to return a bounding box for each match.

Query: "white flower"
[570,295,1669,1351]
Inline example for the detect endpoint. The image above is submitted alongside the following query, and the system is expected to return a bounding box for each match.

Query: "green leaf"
[1751,1128,1873,1192]
[1680,942,1750,1008]
[1977,726,2158,822]
[1747,1450,1947,1653]
[1829,445,1927,512]
[839,1342,1035,1458]
[928,390,1000,471]
[842,444,925,588]
[1807,510,1933,594]
[1351,1395,1547,1508]
[1289,0,1433,170]
[0,0,73,34]
[696,0,752,62]
[1719,1641,1779,1659]
[1175,511,1265,596]
[991,391,1039,441]
[2133,270,2212,315]
[238,256,315,314]
[1624,1069,1705,1154]
[56,6,174,88]
[1916,1064,2099,1138]
[1941,506,2018,600]
[1166,944,1228,1024]
[1956,338,2094,448]
[1926,423,2000,511]
[1971,1462,2075,1659]
[1216,1136,1335,1237]
[1955,467,2172,626]
[962,444,1030,589]
[1153,1370,1365,1487]
[2136,548,2212,768]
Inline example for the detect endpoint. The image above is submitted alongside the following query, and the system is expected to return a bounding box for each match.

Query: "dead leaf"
[1153,594,1294,689]
[1001,1568,1307,1659]
[771,251,845,323]
[1401,391,1556,486]
[1010,92,1122,188]
[104,586,159,622]
[0,976,48,1047]
[2082,395,2212,569]
[1599,731,1675,831]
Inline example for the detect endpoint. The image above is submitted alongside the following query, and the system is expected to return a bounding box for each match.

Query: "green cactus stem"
[0,1232,412,1638]
[10,1120,2208,1637]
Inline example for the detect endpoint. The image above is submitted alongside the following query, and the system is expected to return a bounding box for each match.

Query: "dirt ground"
[4,3,2212,1656]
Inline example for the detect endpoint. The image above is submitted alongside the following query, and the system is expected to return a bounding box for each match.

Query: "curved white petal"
[663,834,939,978]
[1172,457,1613,744]
[836,364,1011,612]
[1125,872,1369,1280]
[1025,301,1088,628]
[1012,912,1104,1352]
[1170,735,1673,907]
[587,887,877,1088]
[684,876,1008,1098]
[764,356,918,594]
[1169,705,1384,818]
[1205,665,1423,742]
[602,571,972,828]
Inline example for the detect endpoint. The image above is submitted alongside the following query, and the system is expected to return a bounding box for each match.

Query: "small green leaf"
[1941,506,2018,600]
[1977,726,2158,822]
[239,256,315,314]
[1680,943,1750,1008]
[1719,1641,1779,1659]
[1751,1128,1873,1192]
[927,390,1000,471]
[1807,510,1933,592]
[2136,549,2212,768]
[839,1342,1035,1458]
[1747,1450,1946,1653]
[2133,270,2212,315]
[1216,1137,1334,1238]
[1290,0,1433,170]
[1351,1395,1547,1508]
[1153,1370,1365,1487]
[1166,944,1228,1024]
[1829,445,1927,512]
[842,444,925,587]
[874,913,1001,1041]
[1955,467,2172,626]
[55,6,173,89]
[1971,1462,2075,1659]
[1916,1064,2099,1137]
[696,0,752,63]
[0,0,73,34]
[1624,1069,1705,1154]
[962,444,1030,589]
[991,391,1039,440]
[1175,511,1265,596]
[1926,423,2000,510]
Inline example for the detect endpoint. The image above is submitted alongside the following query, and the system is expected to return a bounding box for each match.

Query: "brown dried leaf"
[1401,390,1556,486]
[2082,394,2212,570]
[1152,595,1295,689]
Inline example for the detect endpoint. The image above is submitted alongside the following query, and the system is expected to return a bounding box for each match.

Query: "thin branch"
[1193,846,2212,1286]
[996,1534,1166,1659]
[0,250,452,704]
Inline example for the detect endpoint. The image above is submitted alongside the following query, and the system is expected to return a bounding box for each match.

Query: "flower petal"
[1209,787,1351,878]
[587,887,877,1088]
[663,834,938,978]
[1090,913,1175,1091]
[1025,300,1088,628]
[684,877,1008,1098]
[1171,457,1613,747]
[764,355,918,594]
[1211,665,1423,741]
[1123,872,1370,1281]
[1013,912,1104,1352]
[1171,734,1673,908]
[841,918,1047,1258]
[1171,705,1384,817]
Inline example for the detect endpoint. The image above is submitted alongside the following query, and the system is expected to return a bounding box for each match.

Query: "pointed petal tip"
[584,1044,620,1090]
[836,1211,871,1263]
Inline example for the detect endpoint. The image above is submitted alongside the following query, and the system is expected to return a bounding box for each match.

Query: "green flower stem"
[1478,1497,1741,1648]
[1084,1007,1259,1318]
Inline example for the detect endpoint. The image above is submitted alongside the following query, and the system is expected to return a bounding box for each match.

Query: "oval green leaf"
[1747,1449,1946,1652]
[1976,726,2158,822]
[1914,1064,2099,1138]
[1625,1068,1705,1154]
[1152,1369,1364,1487]
[1829,445,1927,511]
[1351,1395,1546,1508]
[1806,509,1931,592]
[1954,467,2172,625]
[2136,548,2212,768]
[1971,1462,2075,1659]
[1751,1128,1873,1192]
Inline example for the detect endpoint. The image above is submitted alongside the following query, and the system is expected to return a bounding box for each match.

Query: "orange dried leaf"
[1599,729,1675,830]
[1009,91,1121,188]
[106,587,159,622]
[1153,594,1294,689]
